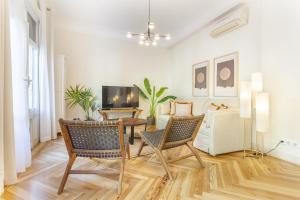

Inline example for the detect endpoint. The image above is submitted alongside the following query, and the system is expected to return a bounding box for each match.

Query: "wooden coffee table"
[122,118,147,145]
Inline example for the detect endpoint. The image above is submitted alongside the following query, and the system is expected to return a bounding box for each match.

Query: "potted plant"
[134,78,176,125]
[65,85,98,121]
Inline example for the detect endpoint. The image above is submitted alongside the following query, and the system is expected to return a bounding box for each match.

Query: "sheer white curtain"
[10,0,32,173]
[0,0,17,191]
[0,0,6,192]
[0,0,30,192]
[0,0,56,192]
[39,0,56,142]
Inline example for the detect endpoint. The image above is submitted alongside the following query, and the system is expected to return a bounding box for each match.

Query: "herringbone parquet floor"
[1,135,300,200]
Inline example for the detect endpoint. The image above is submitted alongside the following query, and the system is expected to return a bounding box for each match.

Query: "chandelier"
[126,0,171,46]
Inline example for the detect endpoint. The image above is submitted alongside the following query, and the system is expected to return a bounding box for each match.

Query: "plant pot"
[147,116,156,125]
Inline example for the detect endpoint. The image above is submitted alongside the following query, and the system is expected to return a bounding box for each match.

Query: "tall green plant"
[134,78,176,118]
[65,85,98,120]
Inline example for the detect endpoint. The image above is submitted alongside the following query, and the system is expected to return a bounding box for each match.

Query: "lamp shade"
[251,72,263,93]
[240,81,252,118]
[256,93,269,132]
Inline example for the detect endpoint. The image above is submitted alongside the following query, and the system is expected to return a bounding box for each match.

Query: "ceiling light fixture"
[126,0,171,46]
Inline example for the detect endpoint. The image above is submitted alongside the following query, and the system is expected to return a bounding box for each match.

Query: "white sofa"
[156,99,244,156]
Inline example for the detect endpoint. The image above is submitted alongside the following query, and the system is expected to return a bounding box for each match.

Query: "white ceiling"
[51,0,241,46]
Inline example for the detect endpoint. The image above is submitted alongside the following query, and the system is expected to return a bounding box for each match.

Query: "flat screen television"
[102,86,139,109]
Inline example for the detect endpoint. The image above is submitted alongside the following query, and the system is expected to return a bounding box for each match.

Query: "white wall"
[168,0,300,164]
[168,1,261,98]
[54,0,300,164]
[54,27,170,119]
[261,0,300,164]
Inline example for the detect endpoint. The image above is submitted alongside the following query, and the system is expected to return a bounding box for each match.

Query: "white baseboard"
[40,136,51,143]
[0,180,3,194]
[270,147,300,165]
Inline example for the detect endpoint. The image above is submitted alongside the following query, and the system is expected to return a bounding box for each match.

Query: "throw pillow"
[160,102,171,115]
[174,102,193,116]
[170,100,176,115]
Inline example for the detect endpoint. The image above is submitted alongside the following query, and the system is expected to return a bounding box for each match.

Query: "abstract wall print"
[192,61,209,97]
[214,52,238,97]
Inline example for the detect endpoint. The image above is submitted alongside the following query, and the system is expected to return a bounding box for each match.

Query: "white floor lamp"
[240,72,268,159]
[240,81,252,158]
[255,93,269,159]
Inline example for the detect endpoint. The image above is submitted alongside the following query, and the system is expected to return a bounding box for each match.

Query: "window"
[27,13,38,43]
[26,12,39,112]
[26,11,40,147]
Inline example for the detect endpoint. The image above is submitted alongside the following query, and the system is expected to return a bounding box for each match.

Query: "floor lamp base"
[243,118,265,159]
[243,150,264,159]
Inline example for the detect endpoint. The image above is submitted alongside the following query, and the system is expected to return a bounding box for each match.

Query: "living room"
[1,0,300,199]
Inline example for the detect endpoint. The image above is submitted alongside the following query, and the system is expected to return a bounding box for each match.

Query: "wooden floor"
[1,135,300,200]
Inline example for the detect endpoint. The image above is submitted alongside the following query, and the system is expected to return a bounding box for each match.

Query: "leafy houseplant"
[65,85,98,121]
[134,78,176,125]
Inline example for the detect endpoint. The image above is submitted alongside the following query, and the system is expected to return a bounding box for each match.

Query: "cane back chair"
[137,115,205,180]
[58,119,129,195]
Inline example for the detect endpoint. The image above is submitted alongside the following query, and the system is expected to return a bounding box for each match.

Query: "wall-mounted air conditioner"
[210,7,249,38]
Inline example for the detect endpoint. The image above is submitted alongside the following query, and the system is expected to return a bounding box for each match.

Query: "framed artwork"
[213,52,238,97]
[192,60,209,97]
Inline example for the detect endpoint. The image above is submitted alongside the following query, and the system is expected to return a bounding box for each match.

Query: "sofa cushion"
[199,126,210,137]
[170,101,176,115]
[156,114,170,129]
[160,102,171,115]
[174,102,192,116]
[158,114,170,121]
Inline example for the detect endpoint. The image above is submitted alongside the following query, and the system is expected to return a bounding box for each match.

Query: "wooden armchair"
[58,119,129,195]
[137,115,205,180]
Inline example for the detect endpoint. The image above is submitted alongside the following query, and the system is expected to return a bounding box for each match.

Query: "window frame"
[25,1,41,116]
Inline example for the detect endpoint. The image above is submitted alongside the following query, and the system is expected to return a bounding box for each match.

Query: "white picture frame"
[214,52,239,97]
[192,60,209,97]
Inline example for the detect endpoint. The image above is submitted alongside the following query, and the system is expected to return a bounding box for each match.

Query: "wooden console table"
[99,108,143,120]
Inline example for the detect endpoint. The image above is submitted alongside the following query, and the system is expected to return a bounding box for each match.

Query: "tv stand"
[99,108,143,120]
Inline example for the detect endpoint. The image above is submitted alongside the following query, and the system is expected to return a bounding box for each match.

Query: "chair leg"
[186,143,205,168]
[154,149,173,180]
[136,141,145,156]
[126,143,131,160]
[58,154,76,194]
[118,157,125,195]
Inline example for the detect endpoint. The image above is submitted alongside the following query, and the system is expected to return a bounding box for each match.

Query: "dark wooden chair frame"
[137,115,205,180]
[58,119,129,195]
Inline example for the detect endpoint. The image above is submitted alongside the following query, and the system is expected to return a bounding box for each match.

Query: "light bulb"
[166,34,171,40]
[126,32,132,38]
[139,40,144,45]
[152,41,157,46]
[148,22,155,29]
[145,42,150,46]
[154,34,160,40]
[140,34,145,39]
